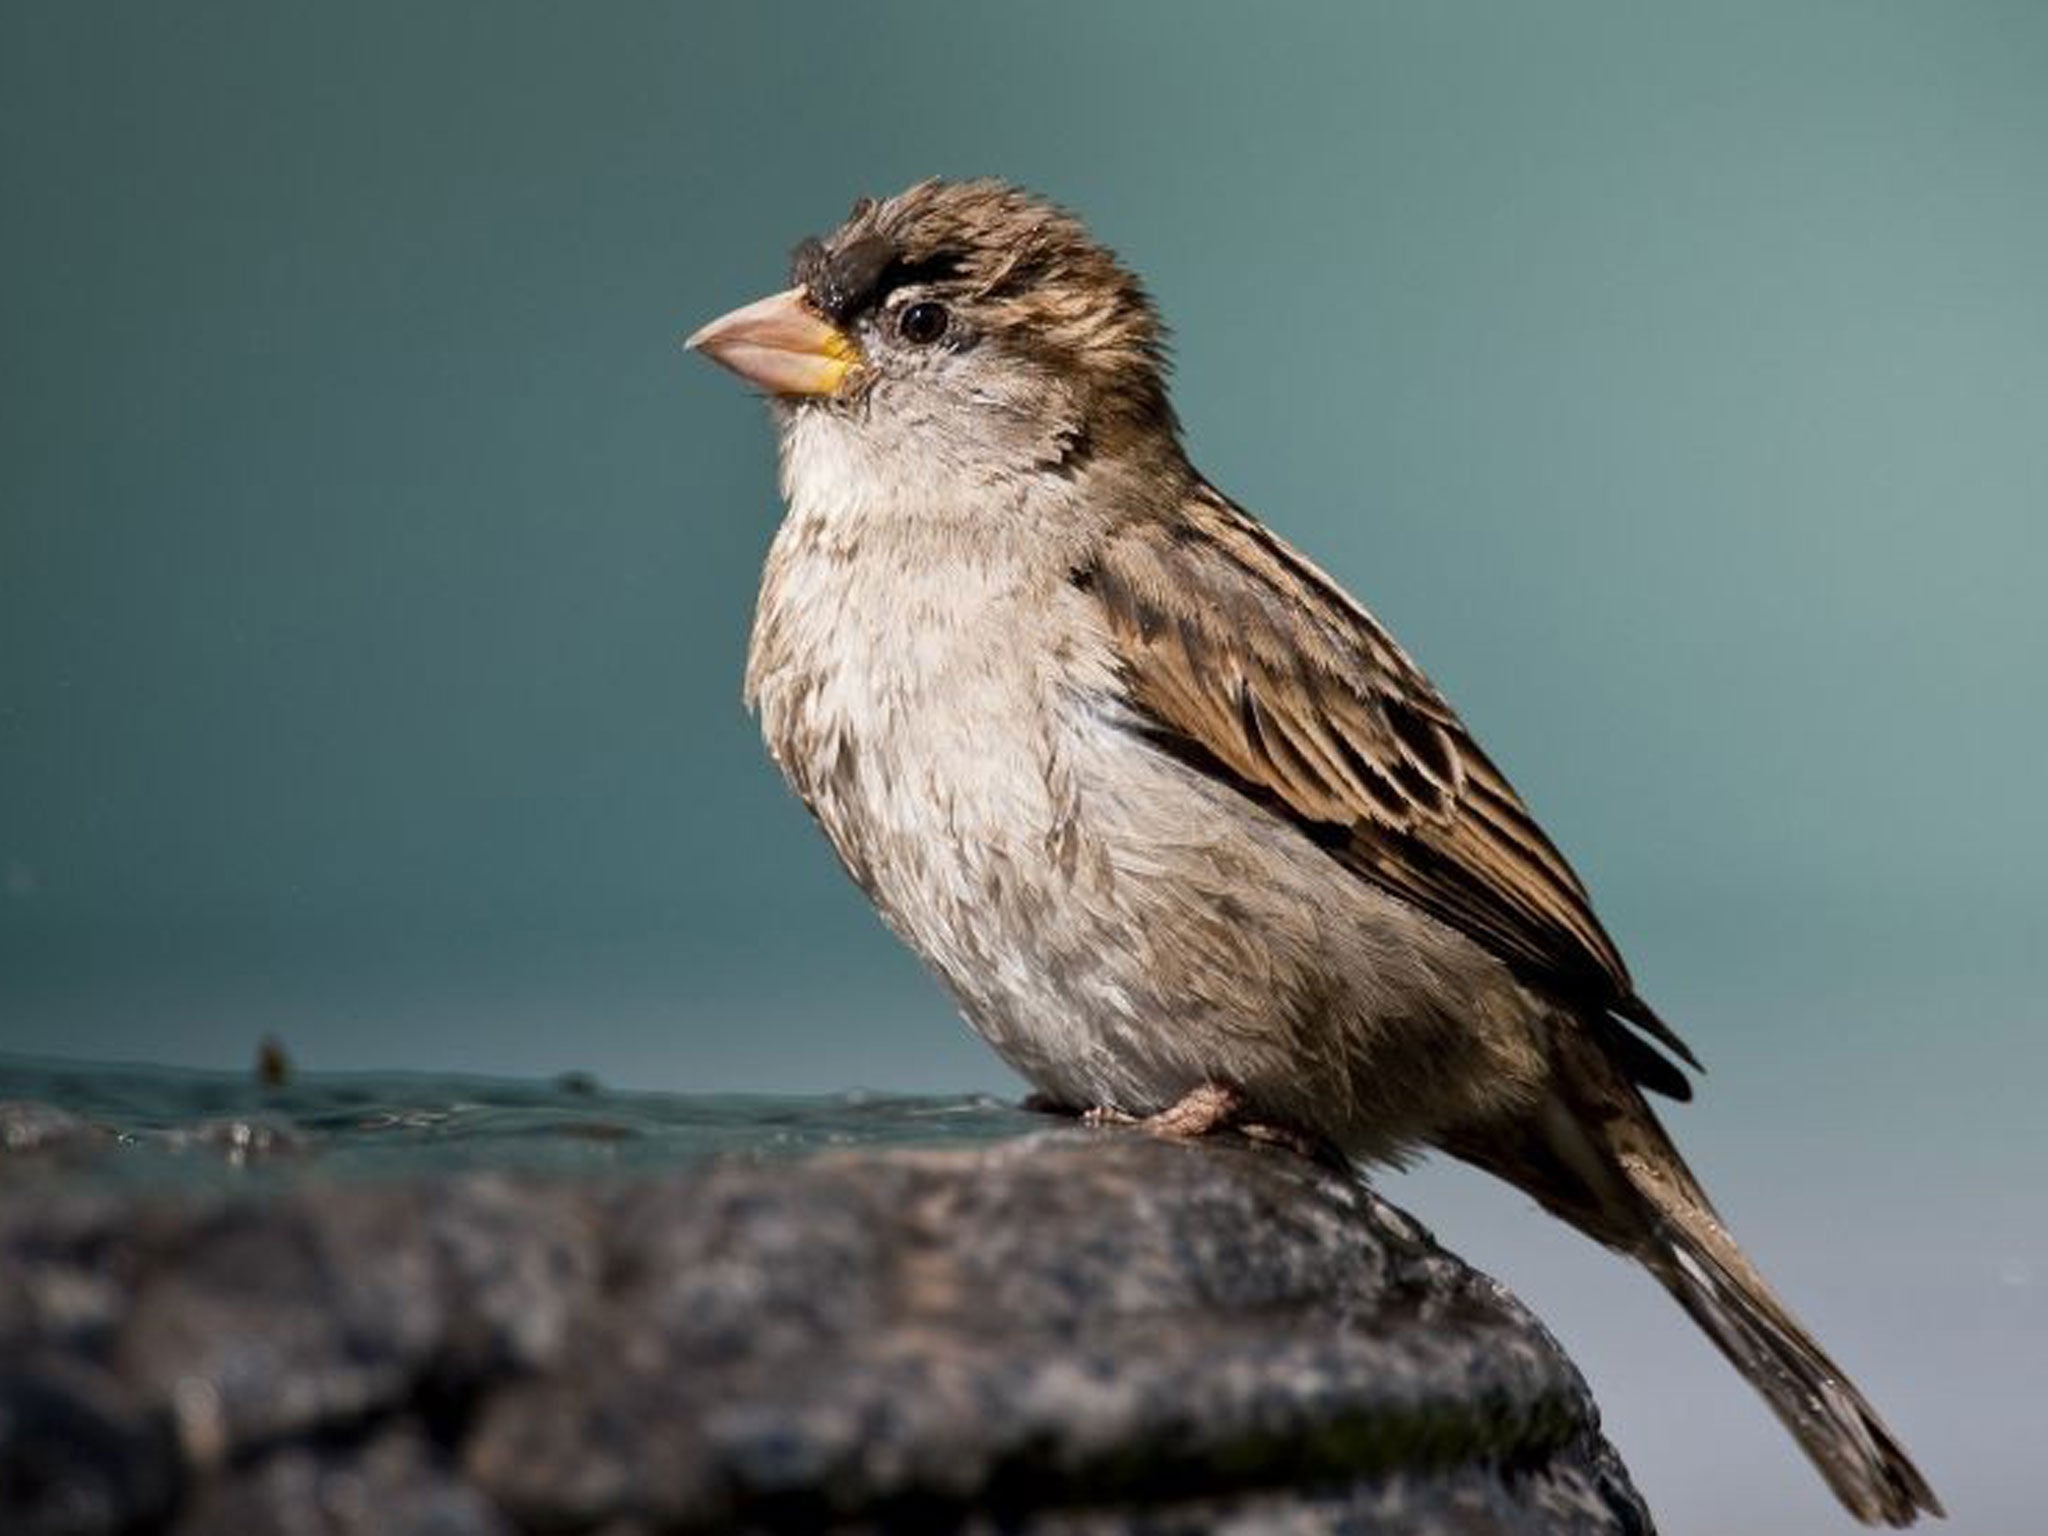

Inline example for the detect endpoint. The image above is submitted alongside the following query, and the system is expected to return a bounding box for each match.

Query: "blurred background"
[2,3,2042,1530]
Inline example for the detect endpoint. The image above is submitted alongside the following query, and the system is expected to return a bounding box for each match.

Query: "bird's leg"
[1084,1082,1350,1171]
[1144,1081,1245,1136]
[1083,1081,1242,1137]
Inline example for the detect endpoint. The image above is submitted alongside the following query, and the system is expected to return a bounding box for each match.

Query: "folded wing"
[1081,485,1699,1098]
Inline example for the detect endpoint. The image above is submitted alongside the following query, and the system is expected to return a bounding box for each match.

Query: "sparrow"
[687,179,1941,1526]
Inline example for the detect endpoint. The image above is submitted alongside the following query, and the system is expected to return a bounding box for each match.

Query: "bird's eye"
[898,301,949,345]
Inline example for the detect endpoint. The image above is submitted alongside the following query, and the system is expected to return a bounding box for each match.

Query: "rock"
[0,1126,1654,1534]
[171,1426,511,1536]
[119,1189,445,1465]
[0,1356,178,1536]
[0,1100,108,1158]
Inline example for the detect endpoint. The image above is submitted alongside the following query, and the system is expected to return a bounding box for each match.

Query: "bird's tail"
[1449,1067,1942,1526]
[1640,1197,1941,1526]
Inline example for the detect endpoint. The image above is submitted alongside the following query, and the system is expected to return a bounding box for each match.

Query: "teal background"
[2,4,2042,1529]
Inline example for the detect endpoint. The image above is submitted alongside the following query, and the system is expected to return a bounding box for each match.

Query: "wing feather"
[1085,486,1699,1096]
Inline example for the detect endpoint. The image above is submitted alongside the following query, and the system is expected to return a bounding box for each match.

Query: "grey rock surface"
[0,1121,1653,1535]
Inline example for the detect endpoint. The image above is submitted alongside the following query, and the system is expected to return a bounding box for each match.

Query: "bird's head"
[688,180,1177,481]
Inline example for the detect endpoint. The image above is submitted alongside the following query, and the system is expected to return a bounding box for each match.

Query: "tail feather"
[1450,1069,1943,1527]
[1647,1217,1943,1527]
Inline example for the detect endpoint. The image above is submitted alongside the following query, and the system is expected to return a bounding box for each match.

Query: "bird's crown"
[790,179,1170,407]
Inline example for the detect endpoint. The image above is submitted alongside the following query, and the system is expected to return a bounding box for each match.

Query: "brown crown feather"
[791,179,1174,423]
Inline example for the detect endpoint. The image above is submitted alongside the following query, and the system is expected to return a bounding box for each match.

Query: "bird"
[686,178,1941,1526]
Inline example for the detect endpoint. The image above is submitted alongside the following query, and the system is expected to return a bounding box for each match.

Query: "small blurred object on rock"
[254,1036,293,1090]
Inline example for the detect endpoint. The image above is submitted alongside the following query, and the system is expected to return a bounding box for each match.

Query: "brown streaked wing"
[1085,485,1698,1097]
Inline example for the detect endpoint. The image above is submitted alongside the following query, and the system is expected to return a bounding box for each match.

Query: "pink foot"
[1082,1082,1240,1138]
[1084,1083,1346,1169]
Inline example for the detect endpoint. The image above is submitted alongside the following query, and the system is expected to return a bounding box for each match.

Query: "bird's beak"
[685,286,856,398]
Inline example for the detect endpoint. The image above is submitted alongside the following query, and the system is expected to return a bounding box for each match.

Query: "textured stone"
[0,1121,1654,1534]
[0,1356,178,1536]
[171,1427,511,1536]
[120,1190,445,1466]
